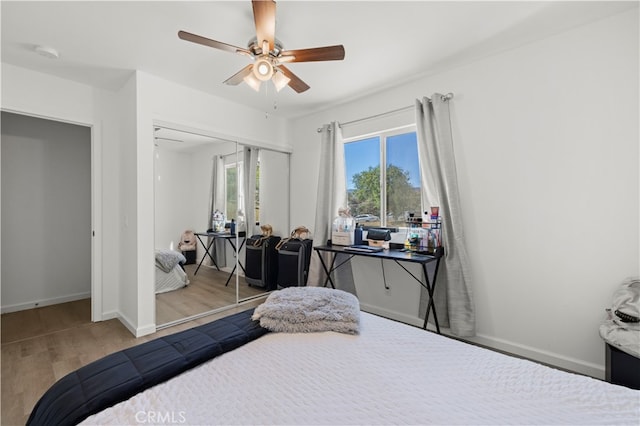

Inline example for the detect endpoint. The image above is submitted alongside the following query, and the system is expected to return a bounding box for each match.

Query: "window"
[225,158,259,223]
[225,163,239,221]
[344,126,421,228]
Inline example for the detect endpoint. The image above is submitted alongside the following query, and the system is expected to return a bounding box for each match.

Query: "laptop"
[343,244,383,253]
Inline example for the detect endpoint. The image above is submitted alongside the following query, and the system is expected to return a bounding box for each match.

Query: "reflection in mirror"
[154,126,251,327]
[153,126,290,327]
[237,147,291,302]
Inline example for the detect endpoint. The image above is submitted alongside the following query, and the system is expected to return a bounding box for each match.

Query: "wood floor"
[156,263,268,325]
[1,295,264,425]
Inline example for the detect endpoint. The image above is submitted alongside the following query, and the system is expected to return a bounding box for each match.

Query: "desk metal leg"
[316,251,336,289]
[422,261,441,334]
[194,235,220,275]
[392,259,441,334]
[236,238,246,274]
[224,237,246,287]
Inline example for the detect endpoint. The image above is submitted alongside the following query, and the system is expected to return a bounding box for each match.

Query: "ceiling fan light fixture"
[243,72,262,91]
[272,70,290,92]
[253,57,273,81]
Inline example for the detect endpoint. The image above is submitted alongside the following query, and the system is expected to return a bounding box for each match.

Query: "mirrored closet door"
[153,125,290,327]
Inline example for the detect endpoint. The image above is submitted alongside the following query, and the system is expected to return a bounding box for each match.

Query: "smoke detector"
[34,45,59,59]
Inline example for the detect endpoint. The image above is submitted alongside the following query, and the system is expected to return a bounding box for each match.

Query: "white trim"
[117,312,137,336]
[101,310,119,321]
[465,333,605,380]
[153,118,292,154]
[117,312,156,337]
[1,292,91,314]
[362,303,605,380]
[361,303,424,328]
[0,107,101,322]
[91,122,103,322]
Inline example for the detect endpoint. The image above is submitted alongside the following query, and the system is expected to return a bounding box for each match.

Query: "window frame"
[343,124,419,229]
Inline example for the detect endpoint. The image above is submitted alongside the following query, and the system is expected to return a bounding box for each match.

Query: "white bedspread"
[155,264,189,294]
[83,312,640,425]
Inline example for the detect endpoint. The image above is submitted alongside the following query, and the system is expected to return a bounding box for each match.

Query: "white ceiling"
[1,1,637,119]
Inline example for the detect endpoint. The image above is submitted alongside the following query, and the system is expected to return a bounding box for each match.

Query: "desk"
[194,232,246,287]
[314,245,444,333]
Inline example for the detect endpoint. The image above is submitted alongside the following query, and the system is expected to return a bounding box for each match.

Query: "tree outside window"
[344,129,421,228]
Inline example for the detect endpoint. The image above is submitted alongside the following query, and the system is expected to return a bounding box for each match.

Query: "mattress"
[155,264,189,294]
[83,312,640,425]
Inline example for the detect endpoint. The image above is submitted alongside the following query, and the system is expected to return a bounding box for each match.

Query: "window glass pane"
[345,137,381,226]
[386,132,420,227]
[226,166,237,221]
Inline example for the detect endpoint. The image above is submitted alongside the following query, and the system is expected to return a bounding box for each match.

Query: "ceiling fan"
[178,0,345,93]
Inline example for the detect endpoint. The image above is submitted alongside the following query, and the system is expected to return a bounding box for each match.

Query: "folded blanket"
[155,249,186,273]
[252,287,360,334]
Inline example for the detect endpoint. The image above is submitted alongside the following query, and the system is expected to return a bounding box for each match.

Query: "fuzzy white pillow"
[252,287,360,334]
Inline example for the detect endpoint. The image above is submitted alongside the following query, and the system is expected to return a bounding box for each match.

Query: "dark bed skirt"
[27,308,268,426]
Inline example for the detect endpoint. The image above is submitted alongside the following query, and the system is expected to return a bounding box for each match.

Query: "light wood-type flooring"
[156,263,268,325]
[1,272,265,425]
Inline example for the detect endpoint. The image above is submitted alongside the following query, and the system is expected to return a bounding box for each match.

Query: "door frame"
[0,108,101,321]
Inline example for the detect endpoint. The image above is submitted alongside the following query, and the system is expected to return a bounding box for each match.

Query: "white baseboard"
[116,312,137,336]
[466,333,605,380]
[360,303,604,380]
[1,291,91,314]
[135,322,156,337]
[100,310,119,321]
[116,311,156,338]
[361,303,425,328]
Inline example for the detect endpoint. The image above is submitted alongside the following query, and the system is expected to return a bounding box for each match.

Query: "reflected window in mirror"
[225,161,240,222]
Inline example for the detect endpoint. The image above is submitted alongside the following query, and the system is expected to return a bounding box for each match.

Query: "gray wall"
[1,111,91,312]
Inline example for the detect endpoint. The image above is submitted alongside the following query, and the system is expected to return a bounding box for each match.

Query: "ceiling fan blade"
[279,45,345,63]
[278,65,310,93]
[252,0,276,52]
[223,64,254,85]
[178,30,252,56]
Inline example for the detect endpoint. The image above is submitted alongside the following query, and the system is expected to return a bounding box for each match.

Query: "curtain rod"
[317,92,454,132]
[215,151,237,159]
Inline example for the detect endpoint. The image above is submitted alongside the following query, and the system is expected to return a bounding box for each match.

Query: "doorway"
[1,111,92,322]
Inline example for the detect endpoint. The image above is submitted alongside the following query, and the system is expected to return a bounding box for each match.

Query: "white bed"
[155,249,189,294]
[83,311,640,425]
[155,263,189,294]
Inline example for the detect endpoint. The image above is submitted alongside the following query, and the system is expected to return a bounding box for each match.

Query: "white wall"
[154,147,193,250]
[118,73,143,334]
[289,9,639,378]
[92,88,122,319]
[259,149,290,237]
[0,64,124,322]
[1,112,91,312]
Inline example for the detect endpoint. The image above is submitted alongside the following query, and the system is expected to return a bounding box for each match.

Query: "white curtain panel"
[307,123,355,293]
[205,155,227,267]
[416,94,475,337]
[243,146,259,237]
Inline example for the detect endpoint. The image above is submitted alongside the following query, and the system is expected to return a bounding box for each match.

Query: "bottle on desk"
[354,226,363,245]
